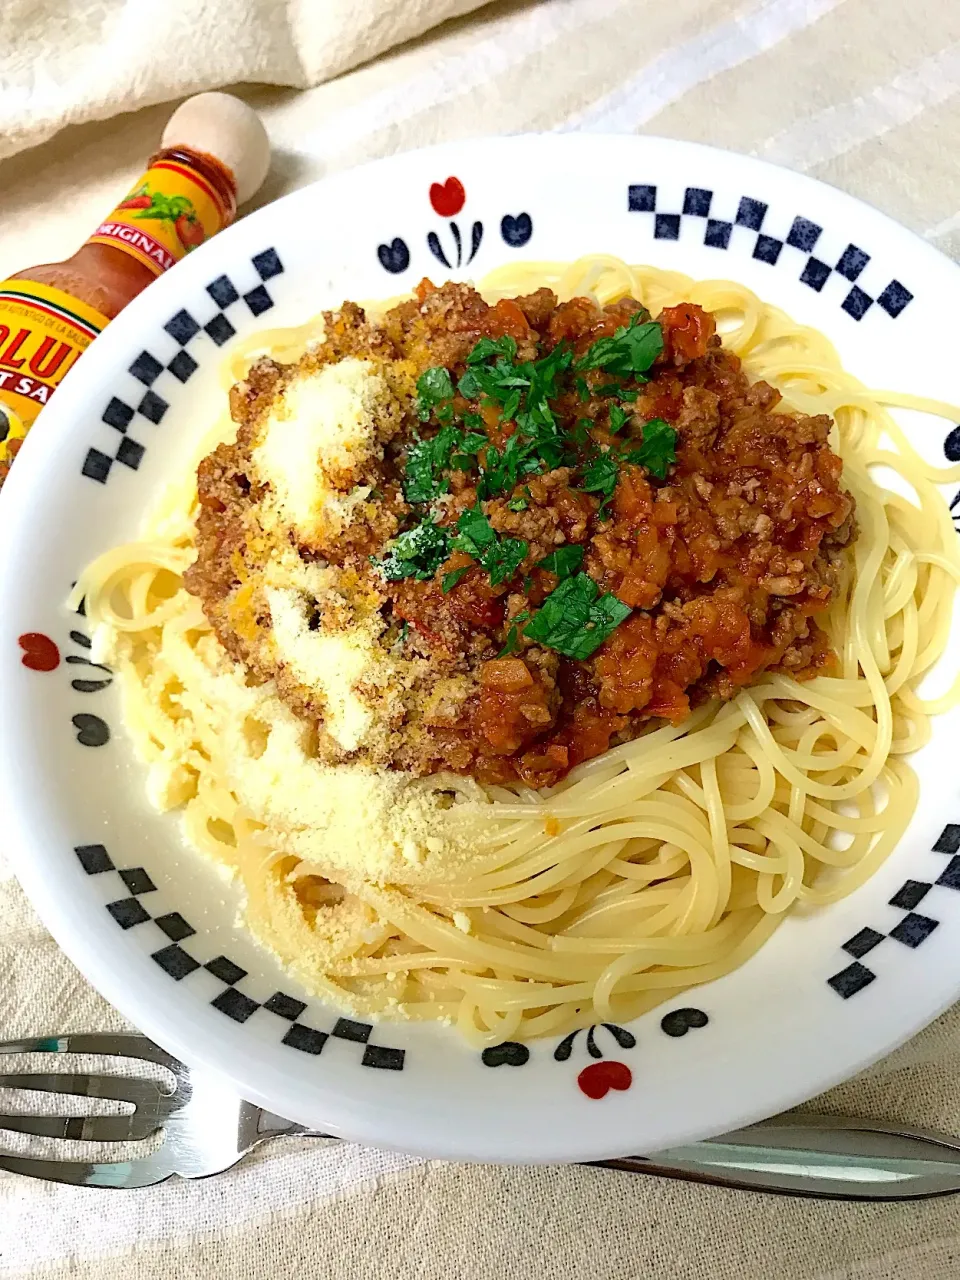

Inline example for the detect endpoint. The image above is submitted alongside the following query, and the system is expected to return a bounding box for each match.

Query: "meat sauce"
[189,281,855,790]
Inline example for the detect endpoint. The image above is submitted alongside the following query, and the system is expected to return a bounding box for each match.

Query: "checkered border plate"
[60,178,949,1063]
[628,184,913,321]
[81,249,284,486]
[74,842,405,1071]
[828,824,960,999]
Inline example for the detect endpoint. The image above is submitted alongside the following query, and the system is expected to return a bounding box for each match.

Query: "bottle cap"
[162,92,270,205]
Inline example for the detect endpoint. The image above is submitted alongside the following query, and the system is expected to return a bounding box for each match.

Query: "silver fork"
[0,1034,329,1188]
[6,1033,960,1197]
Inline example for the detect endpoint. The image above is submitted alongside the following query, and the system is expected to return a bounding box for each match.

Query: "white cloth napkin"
[0,0,490,162]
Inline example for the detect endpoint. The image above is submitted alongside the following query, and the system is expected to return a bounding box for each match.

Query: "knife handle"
[596,1113,960,1200]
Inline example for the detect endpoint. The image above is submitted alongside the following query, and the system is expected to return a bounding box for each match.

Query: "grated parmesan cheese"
[218,696,475,889]
[266,585,404,753]
[251,357,388,541]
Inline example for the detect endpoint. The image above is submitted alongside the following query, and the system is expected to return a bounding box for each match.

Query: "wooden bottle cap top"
[162,93,270,205]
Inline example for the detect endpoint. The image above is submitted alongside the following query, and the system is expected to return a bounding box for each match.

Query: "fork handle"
[595,1113,960,1200]
[256,1111,336,1141]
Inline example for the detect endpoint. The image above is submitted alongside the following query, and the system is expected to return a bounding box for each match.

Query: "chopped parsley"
[523,574,632,660]
[405,426,488,500]
[624,418,677,480]
[453,507,528,587]
[594,383,641,402]
[455,336,575,496]
[576,418,677,512]
[537,545,584,580]
[458,336,527,419]
[579,450,620,516]
[378,311,674,606]
[416,366,455,424]
[466,335,519,366]
[442,565,471,594]
[479,431,544,499]
[608,403,629,434]
[450,431,487,470]
[498,626,521,657]
[485,540,528,588]
[497,610,530,658]
[576,314,663,380]
[569,418,591,449]
[452,506,496,557]
[404,424,459,503]
[373,518,452,582]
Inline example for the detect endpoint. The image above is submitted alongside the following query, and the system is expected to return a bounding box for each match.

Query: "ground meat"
[185,279,856,788]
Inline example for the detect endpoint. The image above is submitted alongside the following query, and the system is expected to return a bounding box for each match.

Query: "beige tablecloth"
[4,1,960,1275]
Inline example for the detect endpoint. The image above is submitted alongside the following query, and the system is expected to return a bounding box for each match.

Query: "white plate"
[2,134,960,1163]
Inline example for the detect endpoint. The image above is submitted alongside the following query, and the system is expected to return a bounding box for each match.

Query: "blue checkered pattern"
[628,185,913,322]
[82,249,285,485]
[827,824,960,998]
[75,842,405,1071]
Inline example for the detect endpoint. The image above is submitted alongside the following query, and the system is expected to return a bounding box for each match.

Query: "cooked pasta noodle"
[71,256,960,1045]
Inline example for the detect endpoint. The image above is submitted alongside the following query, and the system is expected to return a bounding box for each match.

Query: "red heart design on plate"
[577,1060,632,1100]
[429,176,466,217]
[18,632,60,672]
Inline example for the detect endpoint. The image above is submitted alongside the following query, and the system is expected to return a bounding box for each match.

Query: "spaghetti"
[72,257,960,1046]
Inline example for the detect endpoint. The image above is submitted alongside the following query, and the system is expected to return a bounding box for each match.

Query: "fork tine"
[0,1073,166,1110]
[0,1151,173,1189]
[0,1112,160,1141]
[0,1033,180,1071]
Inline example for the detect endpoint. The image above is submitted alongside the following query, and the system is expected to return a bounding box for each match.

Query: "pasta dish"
[73,256,960,1045]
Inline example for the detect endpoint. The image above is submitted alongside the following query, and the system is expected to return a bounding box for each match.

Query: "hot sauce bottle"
[0,92,270,484]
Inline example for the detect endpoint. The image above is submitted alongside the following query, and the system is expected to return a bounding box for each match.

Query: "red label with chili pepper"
[87,159,229,277]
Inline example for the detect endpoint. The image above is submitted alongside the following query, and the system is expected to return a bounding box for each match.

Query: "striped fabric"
[3,1,960,1275]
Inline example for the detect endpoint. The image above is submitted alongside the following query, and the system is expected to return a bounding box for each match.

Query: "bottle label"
[0,281,110,465]
[86,159,229,277]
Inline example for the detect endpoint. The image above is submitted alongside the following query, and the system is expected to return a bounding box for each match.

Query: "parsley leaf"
[459,337,575,495]
[442,565,471,594]
[497,609,531,657]
[576,315,663,380]
[608,403,629,434]
[486,537,529,587]
[407,425,489,497]
[450,430,488,471]
[479,434,519,498]
[458,352,528,408]
[571,418,592,449]
[579,450,620,515]
[466,335,518,365]
[507,493,529,512]
[498,625,520,658]
[537,545,584,580]
[373,519,452,582]
[624,418,677,480]
[453,507,528,587]
[404,424,460,503]
[416,367,455,423]
[523,574,631,659]
[452,507,497,558]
